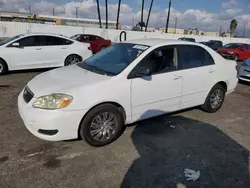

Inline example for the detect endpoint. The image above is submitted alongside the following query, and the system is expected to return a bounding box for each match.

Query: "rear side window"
[15,36,42,47]
[178,45,215,70]
[89,36,99,41]
[43,36,73,46]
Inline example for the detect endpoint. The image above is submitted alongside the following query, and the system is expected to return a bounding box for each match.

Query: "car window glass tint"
[178,45,214,69]
[43,36,67,46]
[135,47,177,75]
[17,36,42,47]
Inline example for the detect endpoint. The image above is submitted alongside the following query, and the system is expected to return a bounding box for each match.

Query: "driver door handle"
[173,75,181,80]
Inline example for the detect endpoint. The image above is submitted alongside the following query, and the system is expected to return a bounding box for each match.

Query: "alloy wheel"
[210,89,223,109]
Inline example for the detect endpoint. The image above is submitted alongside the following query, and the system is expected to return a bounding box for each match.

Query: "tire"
[99,46,106,51]
[79,104,124,147]
[201,84,226,113]
[234,54,239,61]
[65,55,82,66]
[0,59,8,75]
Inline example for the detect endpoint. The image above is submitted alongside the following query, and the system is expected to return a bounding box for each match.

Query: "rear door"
[5,35,44,70]
[41,36,73,67]
[177,45,216,109]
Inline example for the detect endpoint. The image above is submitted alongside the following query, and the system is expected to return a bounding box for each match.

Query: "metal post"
[96,0,102,28]
[165,0,171,33]
[116,0,121,30]
[174,17,178,34]
[105,0,108,29]
[141,0,145,31]
[145,0,154,32]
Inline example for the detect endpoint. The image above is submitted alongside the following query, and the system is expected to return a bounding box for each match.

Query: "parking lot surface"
[0,70,250,188]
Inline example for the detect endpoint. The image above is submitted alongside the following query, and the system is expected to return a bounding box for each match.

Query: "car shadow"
[121,110,250,188]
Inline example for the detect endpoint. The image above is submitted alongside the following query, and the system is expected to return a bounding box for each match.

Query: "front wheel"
[0,59,8,75]
[79,104,124,147]
[201,84,226,113]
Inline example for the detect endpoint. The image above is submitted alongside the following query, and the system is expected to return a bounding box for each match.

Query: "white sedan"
[18,39,238,146]
[0,33,92,75]
[238,58,250,83]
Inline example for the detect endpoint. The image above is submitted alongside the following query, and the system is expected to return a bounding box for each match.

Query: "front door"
[6,35,44,70]
[130,46,182,121]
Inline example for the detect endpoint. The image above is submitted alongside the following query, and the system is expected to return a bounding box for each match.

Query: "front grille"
[23,86,34,103]
[239,76,250,81]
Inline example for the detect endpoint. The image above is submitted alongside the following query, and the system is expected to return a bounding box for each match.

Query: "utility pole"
[53,8,55,16]
[28,5,31,14]
[141,0,145,31]
[116,0,121,30]
[174,17,178,34]
[105,0,108,29]
[145,0,154,32]
[165,0,172,33]
[96,0,102,28]
[243,23,246,38]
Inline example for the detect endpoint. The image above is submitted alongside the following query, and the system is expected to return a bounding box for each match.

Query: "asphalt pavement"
[0,70,250,188]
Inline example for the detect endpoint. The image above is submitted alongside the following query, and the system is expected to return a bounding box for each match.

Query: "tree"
[136,21,146,28]
[230,19,238,37]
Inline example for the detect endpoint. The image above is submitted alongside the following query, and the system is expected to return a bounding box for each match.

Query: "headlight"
[33,94,73,110]
[228,52,234,54]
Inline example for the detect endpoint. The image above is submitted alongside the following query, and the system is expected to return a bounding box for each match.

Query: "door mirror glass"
[134,67,151,77]
[12,42,20,47]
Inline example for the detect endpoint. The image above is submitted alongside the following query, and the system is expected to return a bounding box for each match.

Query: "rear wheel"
[99,46,106,51]
[79,104,124,147]
[0,59,8,75]
[201,84,226,113]
[65,55,82,66]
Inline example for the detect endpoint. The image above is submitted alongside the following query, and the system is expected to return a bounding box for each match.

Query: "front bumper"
[18,91,87,141]
[238,66,250,82]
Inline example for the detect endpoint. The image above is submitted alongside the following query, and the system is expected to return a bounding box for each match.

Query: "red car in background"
[217,43,250,61]
[71,34,111,53]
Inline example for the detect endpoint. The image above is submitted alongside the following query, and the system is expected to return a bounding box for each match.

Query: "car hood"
[27,65,110,97]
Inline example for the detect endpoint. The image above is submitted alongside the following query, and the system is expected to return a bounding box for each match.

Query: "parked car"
[0,33,92,75]
[200,40,223,50]
[238,58,250,83]
[178,37,196,42]
[18,39,238,147]
[71,34,111,53]
[217,43,250,61]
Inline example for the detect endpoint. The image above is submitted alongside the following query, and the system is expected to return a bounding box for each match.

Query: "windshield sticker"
[133,45,148,50]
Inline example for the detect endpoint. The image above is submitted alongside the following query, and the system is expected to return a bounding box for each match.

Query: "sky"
[0,0,250,36]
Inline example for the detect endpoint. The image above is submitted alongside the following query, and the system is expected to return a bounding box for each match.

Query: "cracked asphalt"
[0,69,250,188]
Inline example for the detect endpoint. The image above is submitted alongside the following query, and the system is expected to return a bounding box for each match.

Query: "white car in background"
[18,39,238,147]
[0,33,92,75]
[238,58,250,83]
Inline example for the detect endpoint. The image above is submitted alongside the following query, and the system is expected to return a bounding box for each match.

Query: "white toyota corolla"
[0,33,92,75]
[18,39,238,146]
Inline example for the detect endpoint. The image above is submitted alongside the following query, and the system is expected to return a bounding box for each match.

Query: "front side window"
[133,46,177,76]
[0,34,24,46]
[14,36,42,47]
[78,43,149,76]
[178,45,214,70]
[223,43,241,49]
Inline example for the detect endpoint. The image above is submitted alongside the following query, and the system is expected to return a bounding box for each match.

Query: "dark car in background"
[200,40,223,50]
[217,43,250,61]
[71,34,111,53]
[178,37,196,42]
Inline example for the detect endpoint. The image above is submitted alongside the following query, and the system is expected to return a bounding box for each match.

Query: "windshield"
[223,43,241,49]
[77,43,149,76]
[0,34,23,46]
[70,35,80,40]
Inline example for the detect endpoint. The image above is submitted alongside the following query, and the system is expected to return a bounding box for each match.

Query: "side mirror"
[12,42,20,47]
[134,67,151,77]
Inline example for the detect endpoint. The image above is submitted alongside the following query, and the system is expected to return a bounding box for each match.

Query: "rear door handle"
[173,75,181,80]
[61,47,67,49]
[35,48,42,50]
[208,68,215,73]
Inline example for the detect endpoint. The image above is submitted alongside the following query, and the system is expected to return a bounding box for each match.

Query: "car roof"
[123,38,198,47]
[21,33,68,38]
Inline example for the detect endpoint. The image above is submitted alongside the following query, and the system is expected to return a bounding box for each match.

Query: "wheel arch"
[77,101,126,137]
[216,81,228,91]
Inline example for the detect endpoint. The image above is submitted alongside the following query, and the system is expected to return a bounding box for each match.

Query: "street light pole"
[96,0,102,28]
[243,23,246,38]
[141,0,145,31]
[174,17,178,34]
[75,7,79,26]
[28,5,31,14]
[165,0,172,33]
[116,0,121,30]
[145,0,154,32]
[105,0,108,29]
